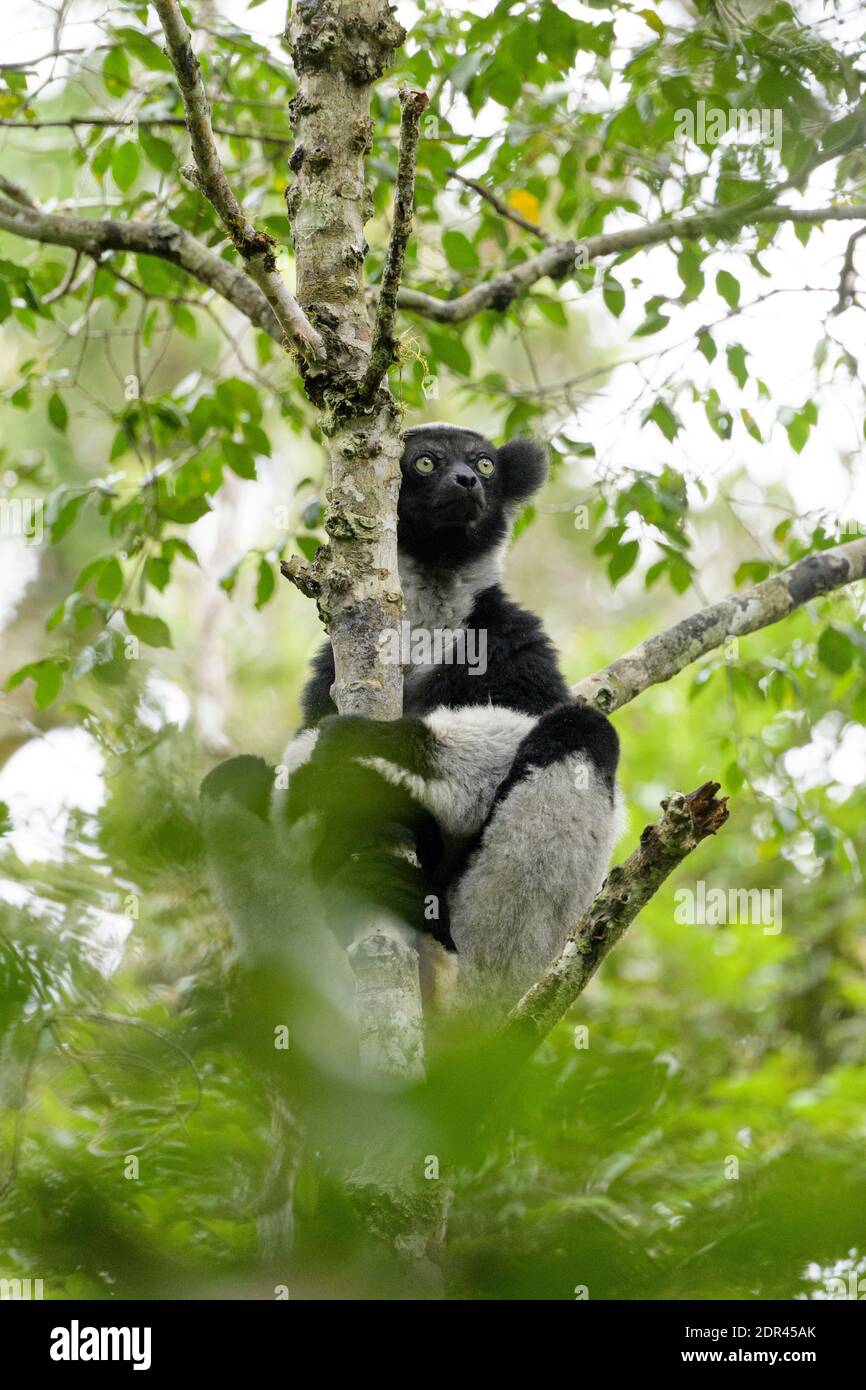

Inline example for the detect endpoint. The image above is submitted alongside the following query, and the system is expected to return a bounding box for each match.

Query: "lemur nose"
[454,469,479,489]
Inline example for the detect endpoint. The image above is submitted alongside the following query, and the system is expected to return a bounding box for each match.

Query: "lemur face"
[398,424,548,565]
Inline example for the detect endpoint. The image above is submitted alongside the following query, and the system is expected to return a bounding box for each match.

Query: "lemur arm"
[299,642,337,726]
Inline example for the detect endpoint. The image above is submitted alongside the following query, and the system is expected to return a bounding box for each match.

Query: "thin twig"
[42,248,82,304]
[447,167,557,244]
[0,116,294,145]
[834,226,866,315]
[360,86,428,401]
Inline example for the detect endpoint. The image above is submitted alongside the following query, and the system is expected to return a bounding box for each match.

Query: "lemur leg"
[447,703,625,1012]
[350,706,539,976]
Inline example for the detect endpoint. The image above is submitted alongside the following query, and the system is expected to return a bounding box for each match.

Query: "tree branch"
[396,202,866,323]
[360,86,428,402]
[0,116,295,145]
[0,190,283,340]
[573,536,866,714]
[502,782,730,1058]
[152,0,324,360]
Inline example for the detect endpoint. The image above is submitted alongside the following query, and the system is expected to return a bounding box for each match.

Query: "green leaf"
[725,761,746,793]
[633,296,669,337]
[296,535,320,563]
[677,245,705,304]
[697,330,717,362]
[538,3,582,66]
[602,274,625,318]
[608,539,639,584]
[734,560,771,587]
[173,305,198,338]
[145,556,171,592]
[428,330,472,376]
[159,494,211,523]
[164,538,199,567]
[137,255,182,295]
[102,46,130,98]
[740,409,762,443]
[534,297,567,328]
[111,142,140,192]
[704,390,732,440]
[222,440,257,480]
[644,399,678,442]
[785,409,812,454]
[255,558,276,610]
[442,230,480,271]
[49,491,88,541]
[594,523,625,558]
[5,657,67,709]
[726,344,748,390]
[817,626,853,676]
[95,556,124,603]
[47,391,68,432]
[140,130,176,172]
[124,611,173,648]
[637,8,664,36]
[821,111,861,151]
[715,270,740,309]
[112,27,173,72]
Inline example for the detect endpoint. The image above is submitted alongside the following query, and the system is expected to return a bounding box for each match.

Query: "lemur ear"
[496,437,548,505]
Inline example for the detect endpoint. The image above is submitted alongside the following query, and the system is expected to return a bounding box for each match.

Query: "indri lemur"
[202,424,624,1009]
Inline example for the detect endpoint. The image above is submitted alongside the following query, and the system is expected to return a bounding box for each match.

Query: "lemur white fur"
[399,544,507,633]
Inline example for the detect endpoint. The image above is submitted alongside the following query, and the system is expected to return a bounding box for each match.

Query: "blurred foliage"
[0,0,865,1299]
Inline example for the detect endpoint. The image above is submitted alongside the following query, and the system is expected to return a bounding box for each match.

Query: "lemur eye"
[414,456,436,475]
[475,458,495,477]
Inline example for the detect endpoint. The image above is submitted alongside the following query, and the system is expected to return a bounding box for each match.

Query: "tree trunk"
[286,0,446,1279]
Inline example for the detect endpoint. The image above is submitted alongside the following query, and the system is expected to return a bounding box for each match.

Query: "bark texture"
[348,926,425,1082]
[285,0,407,720]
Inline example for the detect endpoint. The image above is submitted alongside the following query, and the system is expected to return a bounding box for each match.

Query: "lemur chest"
[397,551,500,708]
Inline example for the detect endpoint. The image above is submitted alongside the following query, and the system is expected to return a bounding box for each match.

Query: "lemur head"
[398,424,547,565]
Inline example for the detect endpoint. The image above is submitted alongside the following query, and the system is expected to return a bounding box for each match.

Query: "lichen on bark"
[287,0,408,720]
